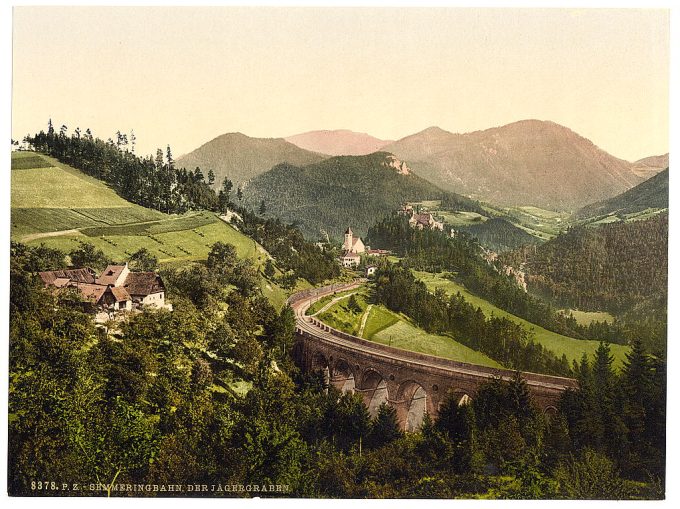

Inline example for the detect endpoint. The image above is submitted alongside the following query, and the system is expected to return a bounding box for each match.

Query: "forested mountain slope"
[574,168,668,221]
[501,214,668,314]
[242,152,465,239]
[458,217,542,252]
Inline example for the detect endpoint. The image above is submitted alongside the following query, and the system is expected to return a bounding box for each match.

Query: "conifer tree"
[367,403,402,449]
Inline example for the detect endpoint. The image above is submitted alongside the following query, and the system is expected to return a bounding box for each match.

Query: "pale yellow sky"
[12,7,669,161]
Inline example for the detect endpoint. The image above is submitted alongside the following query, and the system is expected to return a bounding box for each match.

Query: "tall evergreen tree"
[166,145,174,169]
[367,403,402,449]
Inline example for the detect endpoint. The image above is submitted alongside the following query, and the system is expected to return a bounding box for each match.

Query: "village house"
[340,252,361,268]
[365,265,378,277]
[366,248,390,257]
[399,204,445,231]
[408,212,444,231]
[39,262,168,317]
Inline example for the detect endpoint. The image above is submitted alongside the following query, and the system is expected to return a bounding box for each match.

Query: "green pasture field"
[11,207,169,238]
[317,289,502,368]
[413,270,630,369]
[371,319,503,369]
[561,309,615,326]
[361,304,399,338]
[25,220,261,264]
[11,155,134,209]
[306,288,361,315]
[11,153,54,170]
[317,292,370,335]
[515,206,566,220]
[437,210,489,226]
[80,211,217,237]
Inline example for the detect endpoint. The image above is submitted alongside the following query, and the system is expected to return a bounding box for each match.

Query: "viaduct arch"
[289,281,577,431]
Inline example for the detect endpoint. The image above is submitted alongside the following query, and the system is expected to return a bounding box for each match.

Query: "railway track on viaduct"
[288,280,577,431]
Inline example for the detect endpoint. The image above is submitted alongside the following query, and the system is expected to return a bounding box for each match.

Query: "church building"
[342,227,365,254]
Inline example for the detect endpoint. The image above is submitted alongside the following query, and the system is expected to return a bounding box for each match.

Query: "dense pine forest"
[501,214,668,314]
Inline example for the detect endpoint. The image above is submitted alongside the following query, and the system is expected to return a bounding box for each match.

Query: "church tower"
[343,227,353,251]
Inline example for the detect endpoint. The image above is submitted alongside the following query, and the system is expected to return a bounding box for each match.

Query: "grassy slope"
[11,151,291,308]
[408,199,566,243]
[413,271,629,369]
[561,309,615,326]
[317,290,502,368]
[12,153,135,208]
[306,288,360,315]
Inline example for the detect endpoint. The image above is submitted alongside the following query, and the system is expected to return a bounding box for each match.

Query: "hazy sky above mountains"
[12,7,669,161]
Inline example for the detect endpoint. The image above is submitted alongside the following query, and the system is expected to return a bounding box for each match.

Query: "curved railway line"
[289,280,577,430]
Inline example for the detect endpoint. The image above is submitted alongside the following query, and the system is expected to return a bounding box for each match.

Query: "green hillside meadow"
[413,270,629,369]
[314,289,502,369]
[11,151,290,308]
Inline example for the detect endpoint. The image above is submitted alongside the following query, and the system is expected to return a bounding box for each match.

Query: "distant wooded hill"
[176,132,325,188]
[574,168,668,221]
[241,152,477,240]
[459,218,541,252]
[501,214,668,314]
[383,120,656,211]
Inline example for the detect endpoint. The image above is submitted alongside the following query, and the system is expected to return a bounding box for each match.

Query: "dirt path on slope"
[311,292,357,317]
[357,304,373,338]
[21,229,81,242]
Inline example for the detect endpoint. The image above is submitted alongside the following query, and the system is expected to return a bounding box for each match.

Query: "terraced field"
[10,152,262,263]
[413,270,629,369]
[316,289,502,368]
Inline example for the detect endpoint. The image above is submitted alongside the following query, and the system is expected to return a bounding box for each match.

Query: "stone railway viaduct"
[289,281,577,431]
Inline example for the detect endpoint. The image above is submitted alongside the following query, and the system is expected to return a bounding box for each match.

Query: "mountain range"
[574,167,669,221]
[178,121,667,218]
[631,154,669,180]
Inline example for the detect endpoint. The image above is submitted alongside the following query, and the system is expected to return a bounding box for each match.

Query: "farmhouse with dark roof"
[39,262,167,316]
